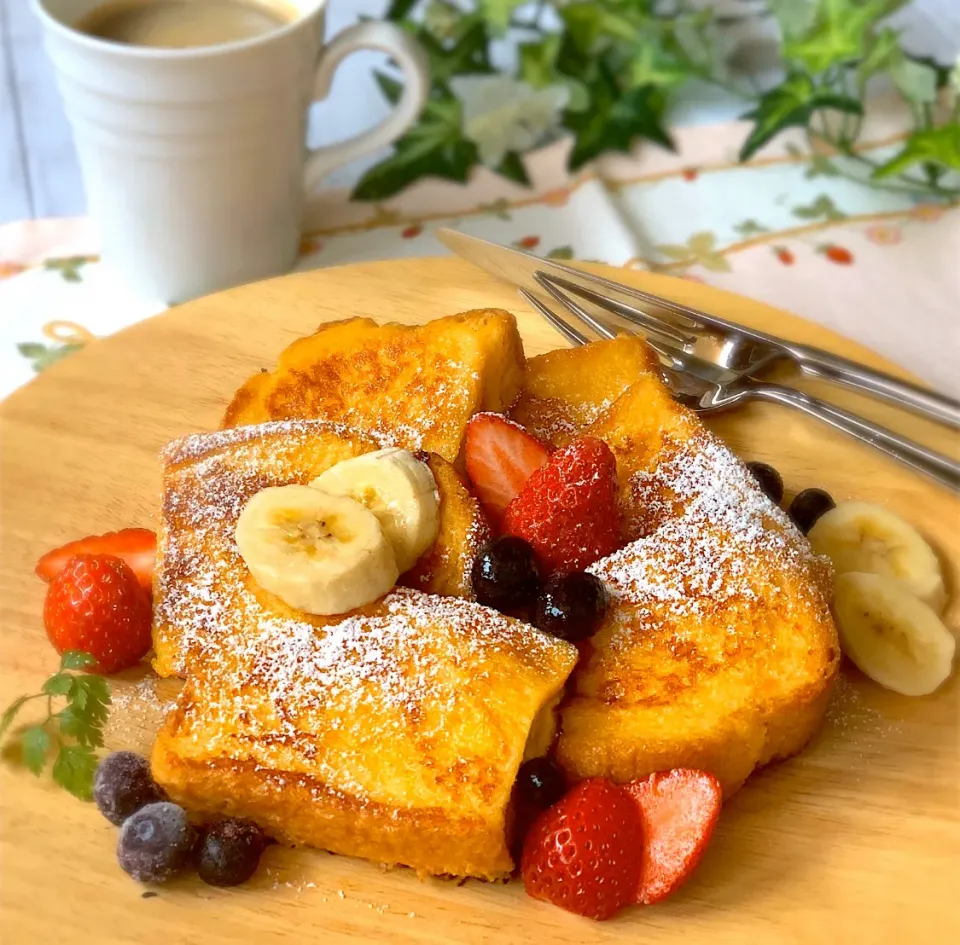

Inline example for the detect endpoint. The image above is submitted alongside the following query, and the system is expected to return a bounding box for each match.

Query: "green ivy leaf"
[738,73,862,161]
[52,745,98,801]
[494,151,531,186]
[766,0,818,41]
[559,3,605,56]
[546,245,575,260]
[623,40,696,90]
[419,17,494,85]
[873,125,960,179]
[478,0,524,34]
[564,64,672,171]
[353,95,480,201]
[519,36,561,88]
[21,726,50,775]
[856,26,901,89]
[890,57,939,105]
[782,0,909,74]
[384,0,417,20]
[374,71,403,106]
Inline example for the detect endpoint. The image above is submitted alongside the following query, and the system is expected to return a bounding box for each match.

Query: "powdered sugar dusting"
[154,421,574,778]
[589,432,830,614]
[163,419,396,466]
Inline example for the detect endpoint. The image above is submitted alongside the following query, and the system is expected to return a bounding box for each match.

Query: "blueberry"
[532,571,608,642]
[94,751,165,827]
[746,462,784,505]
[517,757,566,810]
[117,802,195,884]
[198,818,266,887]
[789,488,836,534]
[471,537,541,611]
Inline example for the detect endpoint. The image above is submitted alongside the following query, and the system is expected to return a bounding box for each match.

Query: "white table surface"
[1,0,958,225]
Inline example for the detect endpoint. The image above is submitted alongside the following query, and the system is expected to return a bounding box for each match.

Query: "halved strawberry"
[36,528,157,593]
[521,778,644,920]
[464,413,550,520]
[503,436,620,572]
[623,768,722,905]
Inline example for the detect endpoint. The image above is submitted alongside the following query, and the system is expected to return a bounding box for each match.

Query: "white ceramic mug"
[33,0,430,302]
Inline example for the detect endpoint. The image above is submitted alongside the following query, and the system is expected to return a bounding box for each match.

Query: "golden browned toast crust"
[152,588,577,879]
[401,455,491,599]
[222,310,526,464]
[153,420,486,677]
[510,335,660,447]
[514,345,839,795]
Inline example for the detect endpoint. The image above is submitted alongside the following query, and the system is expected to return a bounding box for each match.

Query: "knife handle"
[789,345,960,430]
[748,382,960,494]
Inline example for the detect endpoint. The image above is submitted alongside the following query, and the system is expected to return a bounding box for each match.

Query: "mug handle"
[303,20,430,199]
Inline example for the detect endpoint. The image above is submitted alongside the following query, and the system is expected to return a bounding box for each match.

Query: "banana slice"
[834,572,955,696]
[235,485,398,616]
[808,500,946,612]
[310,448,440,573]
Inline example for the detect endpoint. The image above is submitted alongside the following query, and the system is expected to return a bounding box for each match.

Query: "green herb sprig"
[356,0,960,202]
[0,651,110,800]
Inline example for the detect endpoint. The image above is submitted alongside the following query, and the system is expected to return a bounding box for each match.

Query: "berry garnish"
[36,528,156,593]
[623,768,722,905]
[94,752,164,827]
[533,571,608,642]
[198,818,266,887]
[517,757,566,810]
[503,436,621,573]
[464,413,550,520]
[746,462,784,504]
[117,802,195,884]
[521,778,643,920]
[471,536,541,610]
[43,554,152,674]
[788,488,836,534]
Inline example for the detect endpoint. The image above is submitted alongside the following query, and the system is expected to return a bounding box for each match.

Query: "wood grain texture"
[1,258,958,945]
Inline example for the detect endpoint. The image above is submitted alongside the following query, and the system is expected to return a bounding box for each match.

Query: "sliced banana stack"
[809,500,946,612]
[834,573,955,697]
[311,448,440,573]
[809,500,955,696]
[235,485,399,616]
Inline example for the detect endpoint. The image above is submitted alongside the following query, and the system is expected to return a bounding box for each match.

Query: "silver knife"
[436,228,960,431]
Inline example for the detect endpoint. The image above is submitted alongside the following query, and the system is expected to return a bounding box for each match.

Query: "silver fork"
[521,283,960,494]
[532,269,960,430]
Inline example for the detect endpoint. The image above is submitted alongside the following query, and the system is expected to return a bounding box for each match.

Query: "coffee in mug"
[75,0,297,49]
[34,0,429,302]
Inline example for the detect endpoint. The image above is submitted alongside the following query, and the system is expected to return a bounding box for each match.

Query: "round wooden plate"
[1,259,957,945]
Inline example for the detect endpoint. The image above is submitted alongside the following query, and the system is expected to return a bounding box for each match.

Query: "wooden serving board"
[1,258,957,945]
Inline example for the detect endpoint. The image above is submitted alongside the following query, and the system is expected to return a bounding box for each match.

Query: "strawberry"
[521,778,644,921]
[36,528,156,593]
[43,554,152,674]
[464,413,550,520]
[502,436,620,572]
[623,769,723,905]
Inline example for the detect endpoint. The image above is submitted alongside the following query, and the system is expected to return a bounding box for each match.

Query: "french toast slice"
[153,420,487,678]
[513,343,839,794]
[222,310,526,464]
[151,587,576,879]
[510,335,657,447]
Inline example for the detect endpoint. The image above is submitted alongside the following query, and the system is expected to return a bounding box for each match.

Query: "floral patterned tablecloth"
[2,102,958,400]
